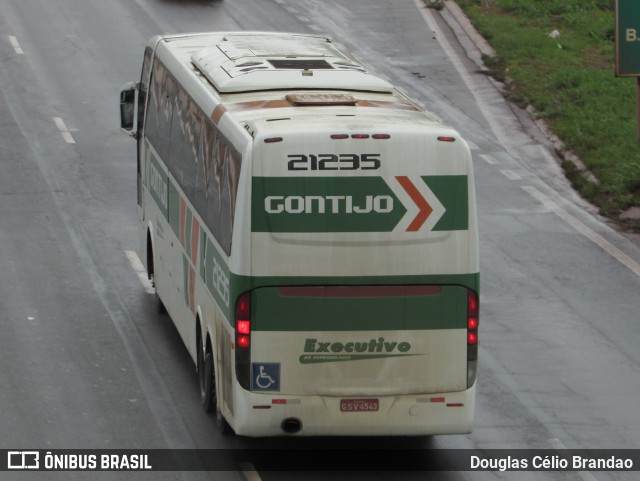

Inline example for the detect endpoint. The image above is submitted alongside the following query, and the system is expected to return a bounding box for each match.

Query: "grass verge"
[452,0,640,227]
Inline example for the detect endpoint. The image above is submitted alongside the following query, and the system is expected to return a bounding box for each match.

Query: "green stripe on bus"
[182,255,189,307]
[168,179,180,238]
[426,175,469,231]
[201,236,231,311]
[148,150,169,220]
[250,285,468,331]
[185,208,193,258]
[210,273,480,326]
[251,176,469,233]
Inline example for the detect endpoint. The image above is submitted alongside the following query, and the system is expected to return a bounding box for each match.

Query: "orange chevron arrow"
[396,176,433,232]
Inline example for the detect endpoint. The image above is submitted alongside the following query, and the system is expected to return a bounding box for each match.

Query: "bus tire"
[199,348,232,434]
[147,233,166,314]
[199,351,215,412]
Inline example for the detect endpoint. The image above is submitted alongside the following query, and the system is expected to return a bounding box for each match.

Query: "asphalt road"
[1,0,639,480]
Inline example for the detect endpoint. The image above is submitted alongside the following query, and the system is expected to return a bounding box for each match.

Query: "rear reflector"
[438,136,456,142]
[372,134,390,139]
[351,134,370,139]
[330,134,349,139]
[264,137,283,143]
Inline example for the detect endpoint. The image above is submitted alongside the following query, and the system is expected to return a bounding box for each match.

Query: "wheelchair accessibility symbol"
[251,363,280,392]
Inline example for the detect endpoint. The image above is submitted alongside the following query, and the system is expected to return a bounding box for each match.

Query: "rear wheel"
[199,350,215,412]
[147,233,166,313]
[199,345,231,434]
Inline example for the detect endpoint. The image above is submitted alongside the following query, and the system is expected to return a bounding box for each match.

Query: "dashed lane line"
[125,250,155,295]
[52,117,76,144]
[524,186,640,278]
[8,35,24,55]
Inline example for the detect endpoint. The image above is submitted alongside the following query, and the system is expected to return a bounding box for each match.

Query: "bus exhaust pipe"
[281,418,302,434]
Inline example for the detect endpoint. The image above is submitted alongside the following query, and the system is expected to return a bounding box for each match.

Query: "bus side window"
[168,86,201,201]
[145,60,173,162]
[138,47,152,133]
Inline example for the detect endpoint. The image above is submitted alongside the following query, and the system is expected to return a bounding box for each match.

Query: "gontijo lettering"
[265,195,394,214]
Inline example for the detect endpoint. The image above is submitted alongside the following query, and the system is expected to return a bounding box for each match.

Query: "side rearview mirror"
[120,82,139,139]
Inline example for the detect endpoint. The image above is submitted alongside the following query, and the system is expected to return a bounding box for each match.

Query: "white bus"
[120,31,479,436]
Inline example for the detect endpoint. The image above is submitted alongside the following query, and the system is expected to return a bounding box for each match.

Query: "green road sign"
[617,0,640,76]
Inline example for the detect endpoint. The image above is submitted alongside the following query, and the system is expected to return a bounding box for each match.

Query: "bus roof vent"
[268,59,333,70]
[190,32,393,94]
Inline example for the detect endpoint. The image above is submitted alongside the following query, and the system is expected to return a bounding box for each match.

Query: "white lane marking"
[125,250,155,295]
[240,463,263,481]
[466,140,479,150]
[285,6,298,14]
[8,35,24,55]
[501,169,522,181]
[52,117,76,144]
[413,0,521,160]
[308,24,322,32]
[414,2,640,279]
[479,154,499,165]
[548,439,599,481]
[524,186,640,278]
[296,15,310,22]
[273,0,285,4]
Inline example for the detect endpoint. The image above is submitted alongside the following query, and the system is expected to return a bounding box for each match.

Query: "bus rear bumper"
[230,384,476,437]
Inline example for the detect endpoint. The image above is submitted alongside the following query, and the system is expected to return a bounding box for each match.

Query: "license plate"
[340,398,379,412]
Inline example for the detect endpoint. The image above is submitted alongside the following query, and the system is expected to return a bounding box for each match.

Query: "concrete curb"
[443,0,495,60]
[438,0,606,205]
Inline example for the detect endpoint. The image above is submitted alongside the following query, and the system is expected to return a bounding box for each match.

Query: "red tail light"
[467,289,479,388]
[467,290,479,354]
[235,292,252,390]
[236,292,251,349]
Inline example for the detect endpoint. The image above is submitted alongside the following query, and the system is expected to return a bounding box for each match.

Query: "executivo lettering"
[299,337,416,364]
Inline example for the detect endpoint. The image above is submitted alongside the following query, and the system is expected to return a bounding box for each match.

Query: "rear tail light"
[438,136,456,142]
[467,289,479,387]
[236,293,251,349]
[235,292,252,390]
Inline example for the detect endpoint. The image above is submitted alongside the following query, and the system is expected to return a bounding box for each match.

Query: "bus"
[120,31,479,436]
